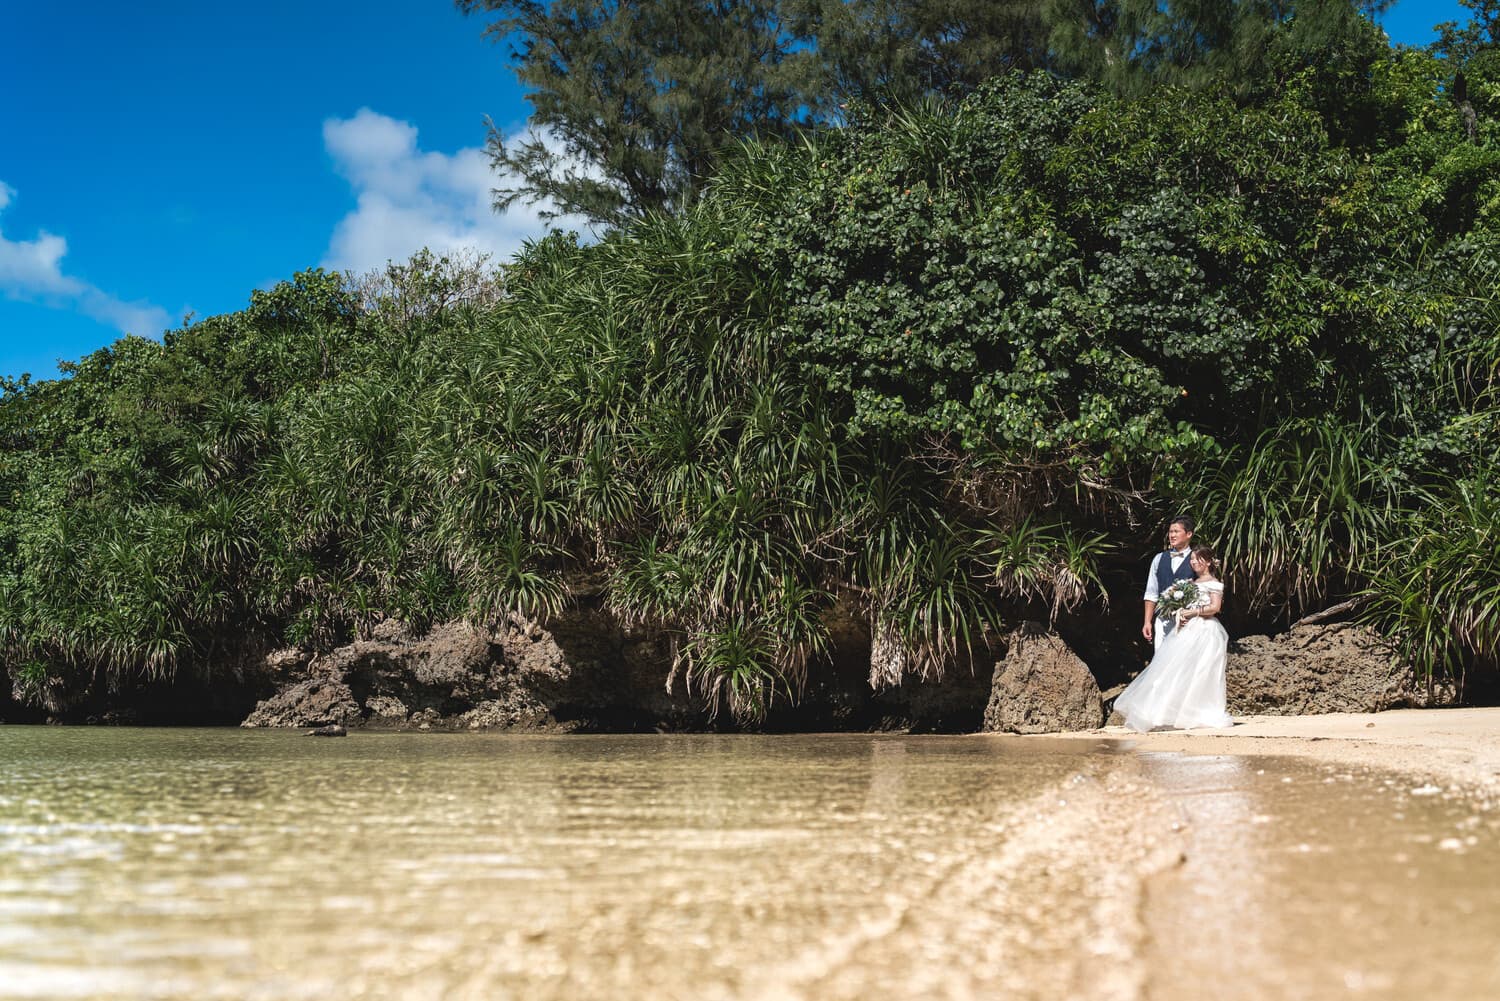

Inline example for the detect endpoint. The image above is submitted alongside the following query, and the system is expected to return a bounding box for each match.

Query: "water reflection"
[1133,749,1500,1001]
[4,729,1498,1001]
[0,730,1098,1001]
[1132,753,1272,996]
[862,739,907,820]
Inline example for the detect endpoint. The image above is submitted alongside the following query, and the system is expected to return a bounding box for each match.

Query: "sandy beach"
[1038,707,1500,794]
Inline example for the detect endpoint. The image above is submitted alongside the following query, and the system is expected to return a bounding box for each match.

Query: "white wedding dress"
[1114,580,1232,732]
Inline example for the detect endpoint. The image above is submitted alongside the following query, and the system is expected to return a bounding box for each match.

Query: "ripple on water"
[1,728,1498,1000]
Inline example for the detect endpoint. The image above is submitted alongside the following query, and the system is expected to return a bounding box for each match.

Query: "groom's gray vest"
[1155,549,1195,594]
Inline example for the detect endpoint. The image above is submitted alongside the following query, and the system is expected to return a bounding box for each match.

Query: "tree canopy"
[461,0,1400,223]
[456,0,816,224]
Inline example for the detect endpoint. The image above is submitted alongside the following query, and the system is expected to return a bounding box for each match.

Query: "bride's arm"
[1187,589,1223,620]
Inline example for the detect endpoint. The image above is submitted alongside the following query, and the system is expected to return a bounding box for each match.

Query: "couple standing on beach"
[1113,515,1234,733]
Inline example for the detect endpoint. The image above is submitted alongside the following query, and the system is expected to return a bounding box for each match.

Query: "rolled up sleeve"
[1143,553,1164,602]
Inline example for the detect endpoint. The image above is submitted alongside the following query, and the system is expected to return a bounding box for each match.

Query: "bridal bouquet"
[1155,580,1200,619]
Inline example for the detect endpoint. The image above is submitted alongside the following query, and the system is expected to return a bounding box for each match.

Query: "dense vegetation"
[460,0,1400,222]
[2,9,1498,721]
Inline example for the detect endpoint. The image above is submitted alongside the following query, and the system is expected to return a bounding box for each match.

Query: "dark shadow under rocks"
[7,613,1464,734]
[239,605,1009,734]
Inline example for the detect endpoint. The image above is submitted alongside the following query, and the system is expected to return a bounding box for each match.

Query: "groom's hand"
[1141,621,1153,641]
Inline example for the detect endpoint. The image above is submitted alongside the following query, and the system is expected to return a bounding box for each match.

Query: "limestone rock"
[1100,683,1128,728]
[239,610,647,730]
[409,707,443,730]
[263,647,311,679]
[457,697,555,731]
[368,617,412,644]
[310,620,497,719]
[982,623,1104,733]
[1227,622,1451,715]
[404,621,492,693]
[242,678,361,728]
[363,695,409,722]
[240,606,1081,733]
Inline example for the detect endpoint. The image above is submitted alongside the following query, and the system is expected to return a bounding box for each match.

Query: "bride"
[1114,544,1233,732]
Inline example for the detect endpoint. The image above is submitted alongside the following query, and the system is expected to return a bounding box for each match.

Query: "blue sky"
[0,0,1473,382]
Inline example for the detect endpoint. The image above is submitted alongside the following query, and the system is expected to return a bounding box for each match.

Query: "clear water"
[0,730,1111,1000]
[1,728,1497,1000]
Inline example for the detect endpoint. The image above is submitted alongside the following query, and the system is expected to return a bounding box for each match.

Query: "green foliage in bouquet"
[1154,580,1201,620]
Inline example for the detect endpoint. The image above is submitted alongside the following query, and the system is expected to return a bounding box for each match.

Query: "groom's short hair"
[1170,515,1195,533]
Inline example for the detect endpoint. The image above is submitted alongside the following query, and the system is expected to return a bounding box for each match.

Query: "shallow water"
[0,729,1120,1000]
[1135,750,1500,1000]
[0,729,1496,1000]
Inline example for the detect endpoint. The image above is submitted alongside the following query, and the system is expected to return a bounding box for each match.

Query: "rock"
[263,647,310,677]
[497,612,618,704]
[368,618,412,644]
[238,610,658,730]
[241,605,1100,733]
[982,623,1105,734]
[458,697,555,731]
[89,708,140,726]
[364,695,409,723]
[409,707,442,731]
[242,678,361,728]
[404,621,492,693]
[1100,683,1128,727]
[308,724,348,737]
[1227,623,1452,715]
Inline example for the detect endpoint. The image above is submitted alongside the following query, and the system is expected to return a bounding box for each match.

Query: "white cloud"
[320,109,588,275]
[0,180,173,337]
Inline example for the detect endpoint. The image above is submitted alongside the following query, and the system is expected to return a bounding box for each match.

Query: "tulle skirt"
[1114,617,1232,732]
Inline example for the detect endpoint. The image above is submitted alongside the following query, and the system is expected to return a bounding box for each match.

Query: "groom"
[1142,516,1197,646]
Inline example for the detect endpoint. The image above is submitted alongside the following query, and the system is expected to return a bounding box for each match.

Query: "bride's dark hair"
[1191,544,1220,577]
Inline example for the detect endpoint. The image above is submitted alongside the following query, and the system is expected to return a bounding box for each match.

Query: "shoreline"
[10,705,1500,799]
[1022,707,1500,796]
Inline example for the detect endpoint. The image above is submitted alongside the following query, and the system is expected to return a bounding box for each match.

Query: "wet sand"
[1013,708,1500,1000]
[1040,707,1500,793]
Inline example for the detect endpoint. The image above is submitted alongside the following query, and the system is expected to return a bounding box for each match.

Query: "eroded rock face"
[241,604,1010,732]
[1227,623,1450,715]
[241,610,714,731]
[982,623,1104,734]
[242,678,361,728]
[244,618,560,730]
[245,609,1450,733]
